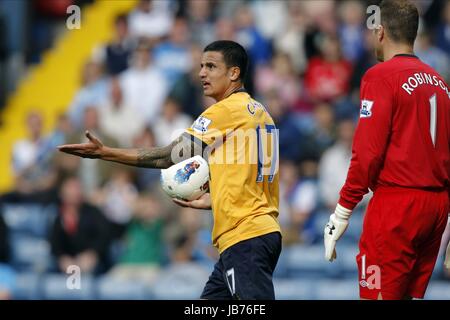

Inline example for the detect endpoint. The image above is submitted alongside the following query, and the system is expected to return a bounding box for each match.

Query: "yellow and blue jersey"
[185,91,280,253]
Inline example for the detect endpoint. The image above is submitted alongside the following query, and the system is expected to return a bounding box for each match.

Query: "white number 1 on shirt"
[429,94,437,147]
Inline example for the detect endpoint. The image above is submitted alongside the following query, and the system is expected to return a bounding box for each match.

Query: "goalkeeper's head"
[373,0,419,62]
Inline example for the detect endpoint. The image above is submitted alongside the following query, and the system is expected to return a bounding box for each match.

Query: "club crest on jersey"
[192,116,212,133]
[360,100,374,118]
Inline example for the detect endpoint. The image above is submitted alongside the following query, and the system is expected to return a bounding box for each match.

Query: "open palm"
[58,131,104,159]
[173,193,211,210]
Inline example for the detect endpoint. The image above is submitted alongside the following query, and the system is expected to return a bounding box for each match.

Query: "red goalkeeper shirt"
[339,54,450,210]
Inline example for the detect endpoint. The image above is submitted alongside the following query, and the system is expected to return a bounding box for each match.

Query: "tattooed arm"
[58,131,200,169]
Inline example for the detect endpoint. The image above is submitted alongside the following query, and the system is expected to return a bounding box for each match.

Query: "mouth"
[202,81,210,89]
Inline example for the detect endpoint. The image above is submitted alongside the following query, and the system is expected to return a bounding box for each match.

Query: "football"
[160,155,210,201]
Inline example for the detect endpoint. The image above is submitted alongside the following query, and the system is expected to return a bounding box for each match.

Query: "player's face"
[199,51,233,101]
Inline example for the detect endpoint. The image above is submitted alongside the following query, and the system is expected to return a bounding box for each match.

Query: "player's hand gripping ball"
[160,155,210,201]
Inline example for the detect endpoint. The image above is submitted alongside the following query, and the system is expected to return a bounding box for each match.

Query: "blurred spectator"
[175,207,216,265]
[30,0,74,64]
[435,0,450,55]
[66,107,119,195]
[250,0,288,40]
[415,31,450,81]
[93,14,135,76]
[12,111,56,193]
[151,230,210,299]
[264,90,303,162]
[338,0,366,62]
[99,78,146,147]
[274,1,309,74]
[128,0,173,43]
[288,160,319,244]
[305,0,337,35]
[234,4,271,67]
[46,113,74,152]
[184,0,216,47]
[169,44,208,119]
[93,168,138,240]
[132,127,161,191]
[153,17,192,87]
[278,160,301,245]
[153,98,193,147]
[318,118,354,210]
[214,17,236,41]
[107,194,166,285]
[349,29,378,98]
[300,103,336,162]
[49,176,111,275]
[119,42,169,125]
[301,0,338,60]
[255,52,301,108]
[12,111,44,176]
[233,4,272,95]
[68,61,108,129]
[304,33,353,103]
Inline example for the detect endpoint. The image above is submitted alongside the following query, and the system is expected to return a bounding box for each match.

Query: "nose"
[199,67,206,79]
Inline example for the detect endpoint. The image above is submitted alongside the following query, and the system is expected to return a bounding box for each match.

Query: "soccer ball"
[160,155,210,201]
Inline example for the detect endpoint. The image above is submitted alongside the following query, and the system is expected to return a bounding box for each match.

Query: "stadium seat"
[273,249,289,279]
[338,244,359,278]
[343,211,364,242]
[274,279,315,300]
[2,204,56,238]
[10,234,52,272]
[96,276,151,300]
[151,263,210,300]
[40,273,95,300]
[315,279,359,300]
[424,281,450,300]
[284,244,342,278]
[12,272,41,300]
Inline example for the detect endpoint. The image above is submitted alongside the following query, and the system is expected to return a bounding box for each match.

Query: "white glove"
[324,204,352,262]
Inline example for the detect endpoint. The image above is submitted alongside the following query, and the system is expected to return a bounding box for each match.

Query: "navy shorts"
[200,232,282,300]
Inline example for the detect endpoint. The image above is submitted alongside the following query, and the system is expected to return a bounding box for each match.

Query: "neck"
[383,42,415,61]
[215,83,244,101]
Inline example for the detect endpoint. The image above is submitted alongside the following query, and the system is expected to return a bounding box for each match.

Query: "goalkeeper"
[324,0,450,300]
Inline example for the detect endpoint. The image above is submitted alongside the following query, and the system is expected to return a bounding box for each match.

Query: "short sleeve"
[185,103,234,147]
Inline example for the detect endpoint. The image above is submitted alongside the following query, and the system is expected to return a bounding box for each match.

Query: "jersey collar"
[394,54,419,59]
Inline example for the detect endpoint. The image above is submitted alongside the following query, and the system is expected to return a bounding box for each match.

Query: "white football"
[160,155,210,201]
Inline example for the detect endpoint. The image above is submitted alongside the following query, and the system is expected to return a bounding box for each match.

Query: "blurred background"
[0,0,449,300]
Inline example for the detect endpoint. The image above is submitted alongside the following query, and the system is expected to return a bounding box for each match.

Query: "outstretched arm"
[58,131,199,169]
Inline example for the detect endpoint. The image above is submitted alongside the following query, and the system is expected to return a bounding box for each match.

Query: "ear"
[377,25,385,43]
[229,67,241,82]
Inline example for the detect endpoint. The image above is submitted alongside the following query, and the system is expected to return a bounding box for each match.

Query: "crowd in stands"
[1,0,449,299]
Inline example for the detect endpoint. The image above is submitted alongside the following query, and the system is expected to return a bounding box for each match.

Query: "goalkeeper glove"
[324,204,352,262]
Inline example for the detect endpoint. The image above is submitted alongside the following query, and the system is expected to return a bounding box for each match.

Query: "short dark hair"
[204,40,248,81]
[380,0,419,45]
